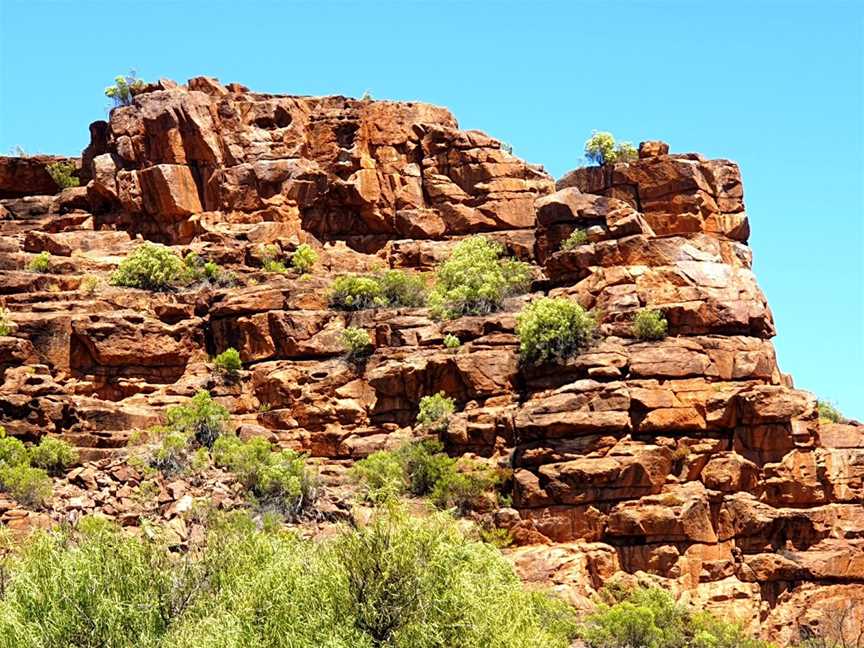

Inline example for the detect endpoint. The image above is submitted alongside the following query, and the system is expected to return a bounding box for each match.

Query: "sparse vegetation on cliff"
[330,270,426,311]
[111,243,185,291]
[28,437,77,476]
[26,252,52,273]
[290,243,318,274]
[516,297,596,364]
[165,391,229,449]
[561,228,588,250]
[633,308,669,340]
[818,400,847,424]
[584,131,638,166]
[427,236,531,319]
[213,347,242,381]
[0,307,13,336]
[105,71,145,107]
[417,392,456,433]
[342,326,373,359]
[45,161,79,188]
[0,430,56,508]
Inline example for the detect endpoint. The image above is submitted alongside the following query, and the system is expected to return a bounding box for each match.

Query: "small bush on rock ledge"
[428,236,532,319]
[105,71,145,107]
[342,326,373,359]
[329,270,426,311]
[28,436,78,476]
[633,308,668,340]
[290,243,318,274]
[584,131,638,166]
[516,297,596,364]
[46,160,79,188]
[27,251,53,273]
[561,228,588,250]
[111,242,184,291]
[213,347,242,381]
[416,392,456,433]
[165,390,230,449]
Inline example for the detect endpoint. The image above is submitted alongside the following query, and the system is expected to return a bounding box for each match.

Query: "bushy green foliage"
[105,72,145,107]
[584,131,638,166]
[633,308,668,340]
[290,243,318,274]
[0,508,578,648]
[180,253,232,287]
[351,439,500,514]
[330,275,386,309]
[0,429,54,508]
[516,297,596,364]
[212,436,317,517]
[428,236,532,319]
[416,392,456,433]
[165,390,230,449]
[110,242,185,291]
[342,326,374,359]
[79,275,100,294]
[330,270,426,311]
[561,228,588,250]
[28,437,78,476]
[443,333,461,349]
[0,307,12,336]
[27,252,52,273]
[579,586,770,648]
[0,464,52,508]
[818,401,846,424]
[213,347,242,380]
[45,161,79,189]
[150,430,193,475]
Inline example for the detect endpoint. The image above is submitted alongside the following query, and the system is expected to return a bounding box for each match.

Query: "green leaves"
[111,242,185,291]
[342,326,374,359]
[329,270,427,311]
[516,296,596,364]
[428,236,531,319]
[633,308,669,340]
[584,131,638,166]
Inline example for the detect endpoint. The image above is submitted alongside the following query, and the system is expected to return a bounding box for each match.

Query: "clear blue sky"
[1,1,862,419]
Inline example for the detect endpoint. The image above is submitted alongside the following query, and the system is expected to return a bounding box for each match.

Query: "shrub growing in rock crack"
[213,347,242,381]
[45,161,79,188]
[516,297,596,364]
[632,308,668,340]
[330,270,426,311]
[427,236,532,320]
[110,242,184,291]
[105,71,145,107]
[0,307,12,336]
[818,401,847,424]
[584,131,638,166]
[212,435,317,518]
[416,392,456,433]
[27,252,52,273]
[290,243,318,274]
[341,326,373,360]
[443,333,461,350]
[560,228,588,250]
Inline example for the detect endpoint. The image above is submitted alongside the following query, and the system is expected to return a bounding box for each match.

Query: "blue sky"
[1,0,862,419]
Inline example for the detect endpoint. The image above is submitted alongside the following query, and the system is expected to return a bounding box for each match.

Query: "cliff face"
[1,77,862,643]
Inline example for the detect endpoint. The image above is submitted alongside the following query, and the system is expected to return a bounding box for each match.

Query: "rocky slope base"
[1,77,862,644]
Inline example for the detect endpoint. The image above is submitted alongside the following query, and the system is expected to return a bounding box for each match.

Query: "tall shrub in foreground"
[516,296,596,364]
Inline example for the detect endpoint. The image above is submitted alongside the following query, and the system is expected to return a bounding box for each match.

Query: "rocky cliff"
[1,77,861,643]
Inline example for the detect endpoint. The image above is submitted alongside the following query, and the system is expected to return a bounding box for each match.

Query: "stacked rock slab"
[0,77,861,643]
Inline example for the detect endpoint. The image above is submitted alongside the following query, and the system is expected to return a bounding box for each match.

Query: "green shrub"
[416,392,456,433]
[291,243,318,274]
[429,460,500,514]
[110,242,185,291]
[28,436,78,476]
[0,434,29,468]
[516,297,596,364]
[0,464,52,508]
[46,160,79,189]
[397,439,454,497]
[213,347,242,380]
[150,429,193,475]
[427,236,532,319]
[632,308,668,340]
[350,450,406,504]
[329,270,425,311]
[105,71,145,107]
[579,586,769,648]
[443,333,461,349]
[376,269,427,307]
[818,401,846,424]
[342,326,373,359]
[180,253,229,286]
[0,307,12,336]
[561,228,588,250]
[584,131,638,166]
[212,436,317,517]
[165,390,230,449]
[27,251,52,273]
[330,275,385,310]
[79,275,100,294]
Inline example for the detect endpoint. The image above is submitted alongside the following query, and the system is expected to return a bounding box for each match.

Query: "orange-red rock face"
[0,78,861,643]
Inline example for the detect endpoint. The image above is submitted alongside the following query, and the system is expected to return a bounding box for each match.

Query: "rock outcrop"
[1,78,861,643]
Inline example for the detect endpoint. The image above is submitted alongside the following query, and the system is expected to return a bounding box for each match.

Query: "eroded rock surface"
[1,77,860,643]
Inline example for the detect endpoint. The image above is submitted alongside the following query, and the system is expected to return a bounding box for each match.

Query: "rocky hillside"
[1,76,861,643]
